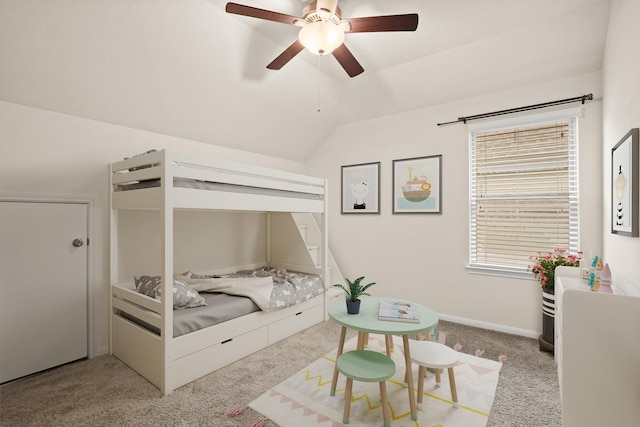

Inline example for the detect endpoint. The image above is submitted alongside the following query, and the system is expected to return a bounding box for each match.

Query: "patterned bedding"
[220,267,325,310]
[124,267,325,337]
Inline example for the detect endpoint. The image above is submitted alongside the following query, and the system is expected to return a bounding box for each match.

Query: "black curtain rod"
[436,93,593,127]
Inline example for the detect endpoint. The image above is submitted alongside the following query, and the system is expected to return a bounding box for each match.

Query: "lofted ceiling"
[0,0,611,162]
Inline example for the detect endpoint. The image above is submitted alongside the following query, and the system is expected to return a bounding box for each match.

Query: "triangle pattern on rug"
[268,388,343,426]
[467,363,496,376]
[250,334,502,427]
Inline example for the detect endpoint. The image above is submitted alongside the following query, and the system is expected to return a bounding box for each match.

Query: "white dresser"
[555,266,640,427]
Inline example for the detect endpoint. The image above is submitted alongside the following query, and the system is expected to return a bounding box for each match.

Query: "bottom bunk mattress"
[120,293,260,338]
[121,267,325,338]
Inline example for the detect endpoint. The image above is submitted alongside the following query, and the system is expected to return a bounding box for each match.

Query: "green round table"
[328,296,439,421]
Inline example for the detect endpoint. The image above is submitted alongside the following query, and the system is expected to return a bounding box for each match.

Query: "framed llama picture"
[611,128,639,236]
[341,162,380,214]
[393,155,442,214]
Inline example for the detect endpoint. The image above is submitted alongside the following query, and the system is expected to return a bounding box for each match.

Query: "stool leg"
[435,368,441,386]
[379,381,391,427]
[343,377,353,424]
[417,365,425,409]
[403,335,418,421]
[448,367,459,408]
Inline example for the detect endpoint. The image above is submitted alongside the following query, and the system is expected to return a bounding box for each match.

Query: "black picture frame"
[341,162,380,214]
[611,128,639,236]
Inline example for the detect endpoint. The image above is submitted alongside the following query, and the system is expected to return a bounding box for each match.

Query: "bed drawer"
[170,326,268,390]
[268,304,324,344]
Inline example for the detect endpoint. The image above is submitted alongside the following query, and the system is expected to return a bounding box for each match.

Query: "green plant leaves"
[333,276,376,301]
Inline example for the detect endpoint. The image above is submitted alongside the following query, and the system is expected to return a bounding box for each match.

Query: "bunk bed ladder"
[268,212,345,284]
[290,213,346,316]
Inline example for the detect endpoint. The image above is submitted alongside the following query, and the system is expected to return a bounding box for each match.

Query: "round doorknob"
[72,238,84,247]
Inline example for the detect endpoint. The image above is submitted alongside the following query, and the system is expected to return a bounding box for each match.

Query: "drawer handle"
[295,311,303,316]
[221,338,233,344]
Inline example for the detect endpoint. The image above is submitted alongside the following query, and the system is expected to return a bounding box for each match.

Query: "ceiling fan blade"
[225,2,300,26]
[266,40,305,70]
[332,44,364,77]
[346,14,418,33]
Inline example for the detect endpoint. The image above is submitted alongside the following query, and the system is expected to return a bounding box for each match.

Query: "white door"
[0,201,88,383]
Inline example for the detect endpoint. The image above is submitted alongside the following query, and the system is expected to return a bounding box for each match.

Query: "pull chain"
[317,55,322,113]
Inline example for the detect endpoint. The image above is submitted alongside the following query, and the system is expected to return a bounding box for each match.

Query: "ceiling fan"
[225,0,418,77]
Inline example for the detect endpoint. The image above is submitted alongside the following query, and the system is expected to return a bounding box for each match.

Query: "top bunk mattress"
[110,150,326,210]
[111,150,326,212]
[115,177,322,201]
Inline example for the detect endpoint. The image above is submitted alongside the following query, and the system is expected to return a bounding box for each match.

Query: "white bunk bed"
[109,149,330,395]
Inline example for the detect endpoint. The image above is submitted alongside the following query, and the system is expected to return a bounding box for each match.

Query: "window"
[467,109,579,278]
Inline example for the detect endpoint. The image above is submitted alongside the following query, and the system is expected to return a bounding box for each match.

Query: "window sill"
[466,264,535,280]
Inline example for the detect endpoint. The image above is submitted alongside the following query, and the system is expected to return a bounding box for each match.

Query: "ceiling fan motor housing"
[302,1,342,24]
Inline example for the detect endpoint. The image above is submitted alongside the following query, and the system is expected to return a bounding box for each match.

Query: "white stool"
[409,340,459,409]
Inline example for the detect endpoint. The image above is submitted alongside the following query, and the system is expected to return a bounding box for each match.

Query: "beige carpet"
[0,320,560,426]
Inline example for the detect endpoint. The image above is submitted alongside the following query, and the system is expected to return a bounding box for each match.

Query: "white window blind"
[469,115,579,274]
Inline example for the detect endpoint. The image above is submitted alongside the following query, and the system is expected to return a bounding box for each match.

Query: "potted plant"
[528,248,582,352]
[333,276,376,314]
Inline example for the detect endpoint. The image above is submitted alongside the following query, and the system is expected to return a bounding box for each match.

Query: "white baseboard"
[95,346,110,357]
[437,313,540,339]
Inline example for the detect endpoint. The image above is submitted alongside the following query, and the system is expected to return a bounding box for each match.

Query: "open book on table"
[378,301,419,323]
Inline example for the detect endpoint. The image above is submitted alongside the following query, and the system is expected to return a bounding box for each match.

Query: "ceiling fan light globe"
[298,21,344,55]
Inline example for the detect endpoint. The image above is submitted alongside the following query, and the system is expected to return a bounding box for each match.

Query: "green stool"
[337,350,396,427]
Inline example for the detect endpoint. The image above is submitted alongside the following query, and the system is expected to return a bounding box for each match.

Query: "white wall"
[116,210,267,282]
[308,72,603,335]
[0,100,307,356]
[602,0,640,285]
[0,67,610,352]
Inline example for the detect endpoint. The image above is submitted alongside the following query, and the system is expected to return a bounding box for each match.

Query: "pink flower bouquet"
[528,249,582,292]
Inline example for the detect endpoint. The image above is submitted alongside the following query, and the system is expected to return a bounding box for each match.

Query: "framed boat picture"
[392,155,442,214]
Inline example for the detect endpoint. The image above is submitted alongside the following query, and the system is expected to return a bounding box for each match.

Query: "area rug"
[248,334,502,426]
